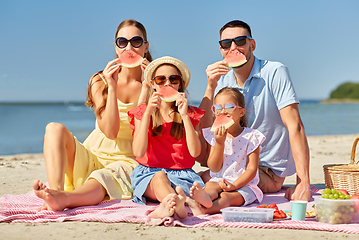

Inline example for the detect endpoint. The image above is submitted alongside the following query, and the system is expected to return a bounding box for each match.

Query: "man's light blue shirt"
[215,56,299,177]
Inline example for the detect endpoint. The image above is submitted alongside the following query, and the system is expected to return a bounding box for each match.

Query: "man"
[198,20,310,201]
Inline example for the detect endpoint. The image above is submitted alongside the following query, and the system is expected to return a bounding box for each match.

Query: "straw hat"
[143,56,191,90]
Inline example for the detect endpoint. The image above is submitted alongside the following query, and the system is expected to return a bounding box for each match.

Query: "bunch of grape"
[321,188,351,199]
[316,188,355,224]
[316,202,355,224]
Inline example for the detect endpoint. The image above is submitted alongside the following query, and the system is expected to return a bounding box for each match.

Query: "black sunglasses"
[153,75,182,85]
[219,36,252,49]
[115,36,147,49]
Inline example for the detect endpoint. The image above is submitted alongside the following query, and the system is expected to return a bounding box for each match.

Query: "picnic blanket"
[1,185,359,234]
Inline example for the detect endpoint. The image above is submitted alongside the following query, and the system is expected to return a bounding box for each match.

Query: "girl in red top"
[128,56,205,219]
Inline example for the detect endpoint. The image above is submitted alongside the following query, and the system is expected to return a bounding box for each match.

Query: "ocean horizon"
[1,100,359,156]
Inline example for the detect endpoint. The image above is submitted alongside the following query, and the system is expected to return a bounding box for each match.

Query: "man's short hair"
[220,20,252,37]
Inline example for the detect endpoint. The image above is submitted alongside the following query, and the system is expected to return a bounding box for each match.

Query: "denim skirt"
[131,165,205,204]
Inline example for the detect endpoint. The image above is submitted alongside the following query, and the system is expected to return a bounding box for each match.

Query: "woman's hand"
[176,93,188,116]
[102,58,121,88]
[92,58,122,139]
[140,58,150,79]
[136,58,151,104]
[140,59,151,89]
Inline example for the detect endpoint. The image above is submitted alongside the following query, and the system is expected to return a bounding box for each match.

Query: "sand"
[1,134,359,239]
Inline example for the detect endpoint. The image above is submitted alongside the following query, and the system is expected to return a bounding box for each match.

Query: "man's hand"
[205,60,229,89]
[284,181,311,201]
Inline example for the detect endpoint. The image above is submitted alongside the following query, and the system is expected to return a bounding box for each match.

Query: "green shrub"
[330,82,359,99]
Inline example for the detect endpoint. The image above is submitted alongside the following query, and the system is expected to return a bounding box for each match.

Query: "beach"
[1,134,359,239]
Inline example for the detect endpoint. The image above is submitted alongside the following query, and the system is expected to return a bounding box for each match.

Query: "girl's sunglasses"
[153,75,182,85]
[219,36,252,49]
[211,103,242,115]
[115,36,147,49]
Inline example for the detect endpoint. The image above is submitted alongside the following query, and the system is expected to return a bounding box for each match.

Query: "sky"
[1,0,359,102]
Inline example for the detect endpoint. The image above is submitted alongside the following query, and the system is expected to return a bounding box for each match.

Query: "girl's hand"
[103,58,121,88]
[176,93,188,116]
[219,178,235,192]
[146,92,161,115]
[214,125,227,144]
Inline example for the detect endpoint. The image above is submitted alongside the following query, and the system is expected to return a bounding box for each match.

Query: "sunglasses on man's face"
[153,75,182,85]
[211,103,242,115]
[115,36,147,49]
[219,36,252,49]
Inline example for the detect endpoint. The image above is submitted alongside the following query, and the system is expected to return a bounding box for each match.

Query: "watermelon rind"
[119,50,143,68]
[161,97,177,102]
[210,115,235,132]
[159,86,178,102]
[226,59,247,68]
[225,50,247,68]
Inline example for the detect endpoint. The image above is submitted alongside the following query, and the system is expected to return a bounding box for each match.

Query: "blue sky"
[1,0,358,102]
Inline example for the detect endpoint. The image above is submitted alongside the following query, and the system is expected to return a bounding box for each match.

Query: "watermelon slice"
[225,50,247,68]
[118,50,143,68]
[210,115,235,132]
[159,86,178,102]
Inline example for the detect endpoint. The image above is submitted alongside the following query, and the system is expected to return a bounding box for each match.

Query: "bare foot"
[33,180,50,211]
[174,186,188,219]
[190,181,212,208]
[32,179,68,211]
[185,197,207,216]
[148,193,176,219]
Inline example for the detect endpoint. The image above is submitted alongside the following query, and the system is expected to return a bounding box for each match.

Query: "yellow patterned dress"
[64,100,138,200]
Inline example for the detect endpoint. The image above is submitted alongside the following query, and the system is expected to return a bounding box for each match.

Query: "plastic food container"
[314,196,359,224]
[221,207,275,223]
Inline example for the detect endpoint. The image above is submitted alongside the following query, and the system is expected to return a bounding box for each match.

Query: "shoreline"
[321,98,359,104]
[1,134,359,239]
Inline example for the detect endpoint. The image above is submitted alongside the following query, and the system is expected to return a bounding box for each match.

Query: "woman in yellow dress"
[32,19,152,211]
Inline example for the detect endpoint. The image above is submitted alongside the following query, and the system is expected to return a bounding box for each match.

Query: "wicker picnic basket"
[323,137,359,195]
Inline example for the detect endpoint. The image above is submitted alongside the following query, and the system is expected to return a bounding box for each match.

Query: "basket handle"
[350,137,359,164]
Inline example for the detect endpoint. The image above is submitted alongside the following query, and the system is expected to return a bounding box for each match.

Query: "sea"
[1,100,359,156]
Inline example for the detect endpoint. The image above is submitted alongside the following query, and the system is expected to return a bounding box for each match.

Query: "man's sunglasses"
[153,75,182,85]
[115,36,147,49]
[219,36,252,49]
[211,103,242,115]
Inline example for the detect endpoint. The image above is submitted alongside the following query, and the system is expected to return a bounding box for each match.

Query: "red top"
[128,104,205,169]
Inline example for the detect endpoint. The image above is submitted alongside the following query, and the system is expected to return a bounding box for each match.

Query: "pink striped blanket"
[1,186,359,234]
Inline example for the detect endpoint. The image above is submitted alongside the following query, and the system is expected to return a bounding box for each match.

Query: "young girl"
[187,87,265,216]
[128,56,205,219]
